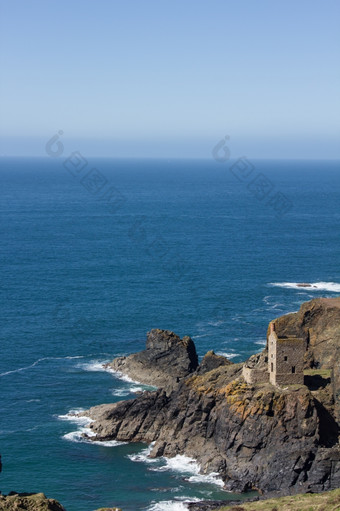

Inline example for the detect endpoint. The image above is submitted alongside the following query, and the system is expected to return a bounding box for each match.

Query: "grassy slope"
[214,488,340,511]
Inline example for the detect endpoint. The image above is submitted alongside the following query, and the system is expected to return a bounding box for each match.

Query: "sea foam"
[58,410,126,447]
[75,360,109,372]
[147,501,191,511]
[270,281,340,292]
[128,445,224,488]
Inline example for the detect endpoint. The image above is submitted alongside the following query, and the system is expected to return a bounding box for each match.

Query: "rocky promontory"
[81,298,340,497]
[106,328,198,388]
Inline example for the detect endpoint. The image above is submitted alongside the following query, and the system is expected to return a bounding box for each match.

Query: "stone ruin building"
[243,321,305,386]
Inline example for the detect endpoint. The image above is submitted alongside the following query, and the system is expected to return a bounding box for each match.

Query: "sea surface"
[0,157,340,511]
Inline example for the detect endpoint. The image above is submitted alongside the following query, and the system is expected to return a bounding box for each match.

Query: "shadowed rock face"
[82,298,340,496]
[106,329,198,388]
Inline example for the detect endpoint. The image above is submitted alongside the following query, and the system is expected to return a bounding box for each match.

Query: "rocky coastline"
[80,297,340,507]
[1,298,339,511]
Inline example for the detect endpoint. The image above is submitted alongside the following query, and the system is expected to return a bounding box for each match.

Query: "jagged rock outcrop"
[106,329,198,388]
[81,298,340,496]
[0,493,65,511]
[197,351,232,374]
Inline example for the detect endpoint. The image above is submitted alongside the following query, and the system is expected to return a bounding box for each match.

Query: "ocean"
[0,156,340,511]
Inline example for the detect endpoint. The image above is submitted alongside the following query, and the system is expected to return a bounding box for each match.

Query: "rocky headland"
[80,298,340,501]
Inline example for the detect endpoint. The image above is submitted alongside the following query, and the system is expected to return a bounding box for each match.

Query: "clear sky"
[0,0,339,158]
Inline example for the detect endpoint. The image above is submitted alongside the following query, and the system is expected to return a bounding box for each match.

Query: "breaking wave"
[75,360,109,372]
[147,499,197,511]
[58,409,126,447]
[128,445,224,488]
[111,386,144,397]
[270,282,340,292]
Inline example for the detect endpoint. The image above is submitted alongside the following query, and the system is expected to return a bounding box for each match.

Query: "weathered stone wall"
[268,326,304,385]
[242,366,268,384]
[268,329,277,385]
[275,337,304,384]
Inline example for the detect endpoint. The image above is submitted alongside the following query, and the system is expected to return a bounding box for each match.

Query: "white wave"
[188,472,224,487]
[270,281,340,292]
[129,447,224,488]
[111,388,130,397]
[150,455,224,487]
[111,386,144,397]
[63,428,126,447]
[120,373,141,383]
[63,429,92,443]
[75,360,109,372]
[128,443,158,464]
[147,501,190,511]
[75,358,143,385]
[59,410,126,447]
[104,365,142,384]
[58,409,93,426]
[216,352,240,359]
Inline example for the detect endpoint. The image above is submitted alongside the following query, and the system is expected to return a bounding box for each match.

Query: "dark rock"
[83,299,340,497]
[197,351,232,374]
[186,497,259,510]
[84,363,340,495]
[106,329,198,388]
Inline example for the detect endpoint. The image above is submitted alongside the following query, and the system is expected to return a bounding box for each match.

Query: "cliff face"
[85,363,339,495]
[82,298,340,496]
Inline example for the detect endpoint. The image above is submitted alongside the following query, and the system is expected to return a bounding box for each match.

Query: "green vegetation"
[213,488,340,511]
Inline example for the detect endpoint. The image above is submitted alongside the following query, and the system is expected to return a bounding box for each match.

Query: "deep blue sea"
[1,157,340,511]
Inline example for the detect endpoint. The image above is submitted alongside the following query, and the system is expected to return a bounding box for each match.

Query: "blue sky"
[0,0,339,158]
